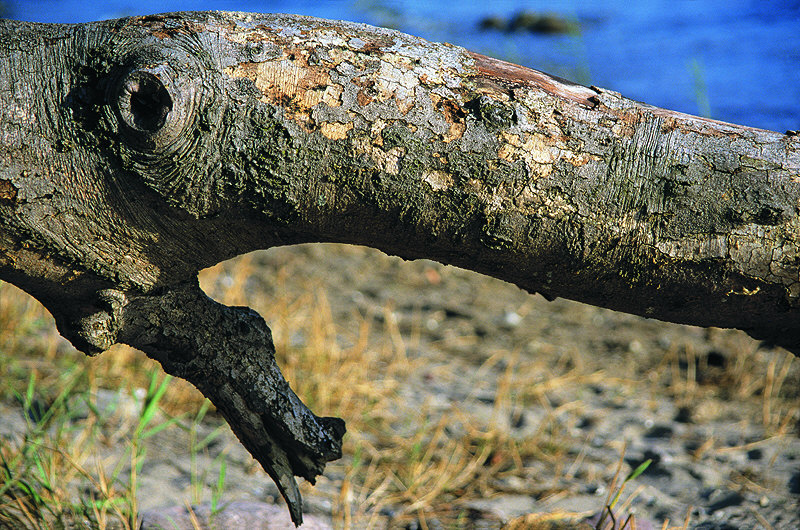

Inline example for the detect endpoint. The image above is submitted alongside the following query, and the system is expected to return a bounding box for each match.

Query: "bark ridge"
[1,11,798,524]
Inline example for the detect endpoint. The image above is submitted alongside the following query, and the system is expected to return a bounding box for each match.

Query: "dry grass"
[1,246,798,529]
[196,252,578,527]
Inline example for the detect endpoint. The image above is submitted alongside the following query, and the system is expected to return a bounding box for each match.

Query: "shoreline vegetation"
[2,245,798,528]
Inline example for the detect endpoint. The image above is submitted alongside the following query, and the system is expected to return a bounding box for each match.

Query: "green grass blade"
[626,459,651,483]
[609,459,651,509]
[211,457,227,514]
[141,412,188,440]
[134,371,172,438]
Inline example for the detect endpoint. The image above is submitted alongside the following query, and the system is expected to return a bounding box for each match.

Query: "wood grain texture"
[1,11,798,524]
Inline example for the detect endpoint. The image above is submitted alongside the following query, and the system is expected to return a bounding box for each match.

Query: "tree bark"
[1,11,798,524]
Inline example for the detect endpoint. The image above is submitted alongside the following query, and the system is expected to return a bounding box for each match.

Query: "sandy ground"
[3,243,798,528]
[145,244,800,528]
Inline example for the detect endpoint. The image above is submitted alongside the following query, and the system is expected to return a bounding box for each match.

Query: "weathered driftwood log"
[1,11,798,524]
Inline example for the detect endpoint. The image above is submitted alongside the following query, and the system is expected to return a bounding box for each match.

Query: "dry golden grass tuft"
[0,280,204,415]
[197,253,576,527]
[1,246,798,528]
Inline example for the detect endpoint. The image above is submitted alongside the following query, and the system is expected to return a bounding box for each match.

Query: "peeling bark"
[1,12,799,524]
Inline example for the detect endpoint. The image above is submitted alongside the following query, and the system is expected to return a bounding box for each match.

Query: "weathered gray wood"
[1,11,798,524]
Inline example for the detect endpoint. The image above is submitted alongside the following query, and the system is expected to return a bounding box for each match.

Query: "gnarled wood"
[1,11,798,524]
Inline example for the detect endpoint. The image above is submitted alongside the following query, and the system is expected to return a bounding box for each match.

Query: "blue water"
[8,0,800,132]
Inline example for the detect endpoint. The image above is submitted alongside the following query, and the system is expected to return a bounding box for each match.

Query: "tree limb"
[1,11,798,524]
[113,282,345,523]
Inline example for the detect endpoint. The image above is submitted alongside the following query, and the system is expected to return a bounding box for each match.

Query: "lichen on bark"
[1,11,799,525]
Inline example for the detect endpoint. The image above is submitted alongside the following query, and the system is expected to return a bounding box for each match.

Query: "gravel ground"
[158,244,800,528]
[3,243,798,529]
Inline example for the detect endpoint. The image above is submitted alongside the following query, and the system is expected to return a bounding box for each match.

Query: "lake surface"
[8,0,800,132]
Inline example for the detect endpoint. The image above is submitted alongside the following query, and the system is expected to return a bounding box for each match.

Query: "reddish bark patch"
[0,179,18,203]
[357,90,373,106]
[129,15,207,39]
[661,116,679,133]
[354,77,376,106]
[468,52,597,107]
[355,36,395,54]
[436,98,468,124]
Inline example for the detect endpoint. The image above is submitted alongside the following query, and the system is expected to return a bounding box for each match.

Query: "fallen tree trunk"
[1,11,798,524]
